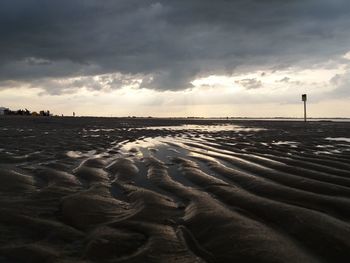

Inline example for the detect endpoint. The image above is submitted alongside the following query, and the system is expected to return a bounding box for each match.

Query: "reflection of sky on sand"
[137,124,265,132]
[117,131,350,167]
[326,137,350,143]
[118,137,168,157]
[315,138,350,155]
[315,150,342,155]
[118,137,195,160]
[118,137,198,188]
[117,127,266,164]
[272,141,299,148]
[118,135,275,187]
[118,123,264,161]
[66,150,109,159]
[88,128,116,132]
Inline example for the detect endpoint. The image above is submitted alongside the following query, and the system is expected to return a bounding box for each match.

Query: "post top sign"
[302,94,307,101]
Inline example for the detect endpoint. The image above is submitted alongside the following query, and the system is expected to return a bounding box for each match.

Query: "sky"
[0,0,350,117]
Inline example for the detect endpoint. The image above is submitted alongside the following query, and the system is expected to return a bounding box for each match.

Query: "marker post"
[302,94,307,122]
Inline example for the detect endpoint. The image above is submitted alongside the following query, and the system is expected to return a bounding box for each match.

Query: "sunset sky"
[1,0,350,117]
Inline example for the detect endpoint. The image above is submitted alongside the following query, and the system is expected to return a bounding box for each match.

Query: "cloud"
[329,72,350,98]
[278,77,290,83]
[235,78,263,90]
[0,0,350,94]
[344,52,350,60]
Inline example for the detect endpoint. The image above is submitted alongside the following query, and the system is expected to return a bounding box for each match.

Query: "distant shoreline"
[1,115,350,122]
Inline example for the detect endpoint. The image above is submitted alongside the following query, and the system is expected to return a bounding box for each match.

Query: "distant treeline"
[2,108,51,116]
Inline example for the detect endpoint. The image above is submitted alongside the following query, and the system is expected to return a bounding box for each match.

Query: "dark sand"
[1,117,350,262]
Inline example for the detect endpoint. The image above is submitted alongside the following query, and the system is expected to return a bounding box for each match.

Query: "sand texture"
[0,117,350,262]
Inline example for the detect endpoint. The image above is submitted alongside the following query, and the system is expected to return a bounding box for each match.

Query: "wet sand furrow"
[175,157,350,262]
[202,143,350,186]
[190,153,350,220]
[185,140,350,182]
[106,220,204,263]
[248,152,350,178]
[162,139,350,197]
[280,148,350,166]
[227,152,350,188]
[304,148,350,161]
[2,118,350,262]
[105,184,204,262]
[186,146,350,198]
[238,139,350,165]
[144,157,319,263]
[290,153,350,171]
[214,142,350,178]
[240,145,350,171]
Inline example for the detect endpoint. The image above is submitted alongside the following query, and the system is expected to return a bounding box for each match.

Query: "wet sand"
[1,117,350,262]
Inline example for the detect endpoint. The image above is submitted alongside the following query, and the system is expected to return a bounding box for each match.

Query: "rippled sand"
[1,117,350,262]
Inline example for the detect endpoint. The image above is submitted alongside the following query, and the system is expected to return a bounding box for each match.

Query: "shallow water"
[136,124,265,132]
[326,137,350,143]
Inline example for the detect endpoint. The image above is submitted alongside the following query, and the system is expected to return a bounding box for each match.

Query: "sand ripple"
[1,118,350,262]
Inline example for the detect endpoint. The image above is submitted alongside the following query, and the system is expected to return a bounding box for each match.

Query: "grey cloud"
[329,72,350,98]
[236,78,263,90]
[279,77,290,83]
[39,73,142,95]
[0,0,350,92]
[276,77,302,86]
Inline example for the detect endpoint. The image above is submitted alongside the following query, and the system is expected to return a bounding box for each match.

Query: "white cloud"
[343,51,350,60]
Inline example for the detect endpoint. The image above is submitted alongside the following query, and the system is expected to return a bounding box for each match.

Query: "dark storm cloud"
[0,0,350,91]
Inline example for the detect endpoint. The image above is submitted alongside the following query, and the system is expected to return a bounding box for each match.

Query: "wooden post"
[302,94,307,122]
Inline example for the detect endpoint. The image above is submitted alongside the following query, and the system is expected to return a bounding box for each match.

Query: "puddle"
[272,141,299,148]
[136,124,265,132]
[326,137,350,143]
[66,150,107,159]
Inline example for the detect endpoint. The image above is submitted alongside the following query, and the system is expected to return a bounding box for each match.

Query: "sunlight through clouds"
[1,0,350,117]
[0,60,349,117]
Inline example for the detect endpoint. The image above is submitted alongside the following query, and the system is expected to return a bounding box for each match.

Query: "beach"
[1,117,350,262]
